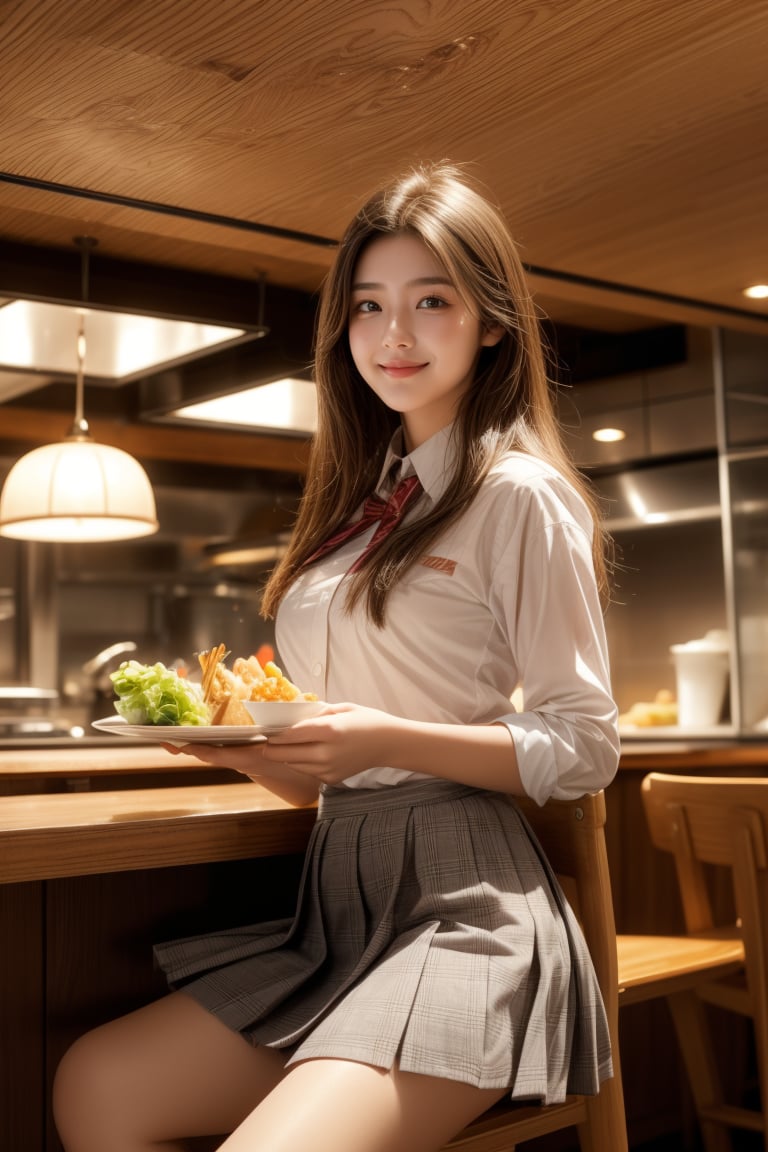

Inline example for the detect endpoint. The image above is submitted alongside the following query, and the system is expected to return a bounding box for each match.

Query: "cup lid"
[670,628,729,654]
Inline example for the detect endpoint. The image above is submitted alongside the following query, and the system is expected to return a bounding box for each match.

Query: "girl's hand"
[164,703,524,797]
[259,702,402,785]
[161,738,321,808]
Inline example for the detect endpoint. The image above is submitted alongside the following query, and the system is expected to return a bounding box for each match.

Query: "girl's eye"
[353,299,381,314]
[418,295,447,309]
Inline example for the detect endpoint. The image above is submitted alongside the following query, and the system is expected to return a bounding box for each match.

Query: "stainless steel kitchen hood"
[594,456,721,531]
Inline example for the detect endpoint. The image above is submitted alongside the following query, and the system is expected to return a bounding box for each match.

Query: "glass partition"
[719,328,768,734]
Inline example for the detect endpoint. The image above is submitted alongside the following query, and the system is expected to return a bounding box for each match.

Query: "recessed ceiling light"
[171,377,317,434]
[592,427,626,443]
[0,300,254,382]
[743,284,768,300]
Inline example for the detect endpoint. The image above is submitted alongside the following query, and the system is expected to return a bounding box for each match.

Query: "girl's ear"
[480,322,505,348]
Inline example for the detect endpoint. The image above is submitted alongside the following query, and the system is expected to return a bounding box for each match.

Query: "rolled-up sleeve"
[491,487,619,806]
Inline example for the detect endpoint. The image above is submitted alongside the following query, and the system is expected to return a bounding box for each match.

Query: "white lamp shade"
[0,439,158,542]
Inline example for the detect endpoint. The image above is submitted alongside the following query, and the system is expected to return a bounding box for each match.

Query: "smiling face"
[347,231,502,450]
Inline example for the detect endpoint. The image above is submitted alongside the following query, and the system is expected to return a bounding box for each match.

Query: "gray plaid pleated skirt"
[154,778,612,1104]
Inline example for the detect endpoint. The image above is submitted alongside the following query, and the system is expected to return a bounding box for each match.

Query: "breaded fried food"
[198,645,254,726]
[248,660,313,702]
[197,647,317,725]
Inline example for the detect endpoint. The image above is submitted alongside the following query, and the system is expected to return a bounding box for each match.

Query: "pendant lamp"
[0,237,159,543]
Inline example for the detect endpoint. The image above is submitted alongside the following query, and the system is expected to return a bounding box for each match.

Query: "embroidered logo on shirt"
[420,554,457,575]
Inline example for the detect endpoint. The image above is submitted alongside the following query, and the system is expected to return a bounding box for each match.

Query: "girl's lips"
[379,361,426,378]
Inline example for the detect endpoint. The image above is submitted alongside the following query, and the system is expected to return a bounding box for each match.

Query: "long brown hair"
[261,162,611,624]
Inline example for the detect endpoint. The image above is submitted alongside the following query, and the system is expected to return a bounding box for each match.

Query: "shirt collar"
[377,424,459,504]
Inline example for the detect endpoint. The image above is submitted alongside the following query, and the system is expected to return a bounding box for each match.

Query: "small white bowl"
[243,698,326,730]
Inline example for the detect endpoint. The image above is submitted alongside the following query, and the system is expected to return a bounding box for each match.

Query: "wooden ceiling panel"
[0,183,335,291]
[0,0,767,348]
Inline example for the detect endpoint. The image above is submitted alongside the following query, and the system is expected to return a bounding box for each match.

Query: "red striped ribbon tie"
[300,474,423,574]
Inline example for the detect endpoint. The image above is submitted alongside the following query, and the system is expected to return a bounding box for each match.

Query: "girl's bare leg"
[217,1057,509,1152]
[54,990,508,1152]
[52,991,289,1152]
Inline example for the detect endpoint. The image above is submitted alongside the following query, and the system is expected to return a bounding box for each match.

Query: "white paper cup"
[670,637,730,728]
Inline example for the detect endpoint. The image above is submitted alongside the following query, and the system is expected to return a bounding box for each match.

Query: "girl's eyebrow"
[351,275,454,291]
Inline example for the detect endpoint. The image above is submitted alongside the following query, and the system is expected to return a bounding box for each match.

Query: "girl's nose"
[383,313,413,348]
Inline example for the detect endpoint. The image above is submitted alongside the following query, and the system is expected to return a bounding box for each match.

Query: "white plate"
[92,716,268,745]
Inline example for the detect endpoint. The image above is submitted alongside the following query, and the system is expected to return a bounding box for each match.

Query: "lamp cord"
[72,236,97,438]
[74,314,87,432]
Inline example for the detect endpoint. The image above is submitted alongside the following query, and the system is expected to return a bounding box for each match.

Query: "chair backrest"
[516,790,619,1023]
[641,773,768,932]
[641,772,768,1122]
[512,790,627,1149]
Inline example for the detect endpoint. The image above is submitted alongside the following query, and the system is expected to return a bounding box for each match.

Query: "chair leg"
[667,990,734,1152]
[752,989,768,1151]
[576,1073,628,1152]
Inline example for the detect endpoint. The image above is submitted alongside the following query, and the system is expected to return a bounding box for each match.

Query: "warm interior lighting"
[204,540,289,568]
[0,438,158,541]
[592,427,627,443]
[171,377,318,434]
[743,284,768,300]
[0,238,159,543]
[0,299,250,381]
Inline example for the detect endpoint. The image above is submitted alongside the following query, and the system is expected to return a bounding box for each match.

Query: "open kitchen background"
[1,321,766,738]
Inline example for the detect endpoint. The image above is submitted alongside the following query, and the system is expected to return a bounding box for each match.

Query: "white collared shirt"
[276,425,619,805]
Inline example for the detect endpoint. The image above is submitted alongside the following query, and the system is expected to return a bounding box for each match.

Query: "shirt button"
[312,662,323,677]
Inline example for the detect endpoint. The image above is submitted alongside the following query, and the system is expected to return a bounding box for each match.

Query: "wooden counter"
[0,742,243,796]
[0,781,317,884]
[1,734,766,783]
[0,742,219,779]
[0,779,314,1152]
[1,740,765,1152]
[619,739,768,771]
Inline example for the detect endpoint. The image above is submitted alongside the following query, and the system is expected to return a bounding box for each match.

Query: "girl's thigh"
[218,1056,508,1152]
[53,991,288,1151]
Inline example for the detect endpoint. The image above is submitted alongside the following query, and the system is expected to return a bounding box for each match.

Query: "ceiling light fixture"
[743,284,768,300]
[592,427,627,443]
[169,376,318,434]
[0,299,251,381]
[0,237,159,542]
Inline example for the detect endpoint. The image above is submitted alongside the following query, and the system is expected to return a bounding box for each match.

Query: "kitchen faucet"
[80,641,138,725]
[81,640,138,687]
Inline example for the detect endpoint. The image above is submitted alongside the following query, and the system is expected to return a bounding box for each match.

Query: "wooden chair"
[640,772,768,1152]
[444,790,628,1152]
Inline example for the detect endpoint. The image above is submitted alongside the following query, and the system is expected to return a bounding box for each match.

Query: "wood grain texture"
[0,744,215,777]
[0,0,767,334]
[0,781,316,883]
[617,930,744,1005]
[0,882,44,1152]
[0,406,310,472]
[618,744,768,772]
[2,739,764,778]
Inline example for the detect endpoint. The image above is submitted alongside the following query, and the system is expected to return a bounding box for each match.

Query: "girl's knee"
[55,1027,102,1094]
[52,1026,121,1147]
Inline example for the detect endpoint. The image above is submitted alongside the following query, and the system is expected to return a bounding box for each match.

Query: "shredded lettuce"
[110,660,211,726]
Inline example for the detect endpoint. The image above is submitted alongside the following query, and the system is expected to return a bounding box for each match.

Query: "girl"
[53,162,620,1152]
